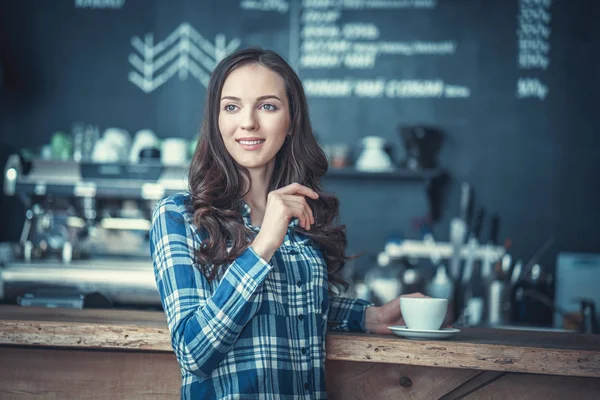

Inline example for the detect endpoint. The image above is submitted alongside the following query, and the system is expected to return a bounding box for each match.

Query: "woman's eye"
[261,103,277,111]
[224,104,238,112]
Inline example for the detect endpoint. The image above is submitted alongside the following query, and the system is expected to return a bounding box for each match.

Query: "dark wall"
[1,0,599,272]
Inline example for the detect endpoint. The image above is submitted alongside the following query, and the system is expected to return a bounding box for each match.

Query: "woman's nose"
[240,109,258,131]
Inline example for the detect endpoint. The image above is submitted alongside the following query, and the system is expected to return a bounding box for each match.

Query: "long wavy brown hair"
[188,48,350,293]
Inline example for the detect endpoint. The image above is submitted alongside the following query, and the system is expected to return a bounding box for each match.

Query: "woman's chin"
[235,157,268,170]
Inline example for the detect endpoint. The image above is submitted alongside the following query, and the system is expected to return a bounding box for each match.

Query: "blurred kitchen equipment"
[426,264,454,300]
[398,126,443,170]
[423,232,454,302]
[72,122,99,163]
[355,136,394,172]
[504,238,554,327]
[512,263,554,326]
[330,143,350,169]
[402,266,425,296]
[364,251,406,305]
[554,252,600,330]
[2,153,190,309]
[103,127,131,163]
[449,218,467,280]
[3,260,160,308]
[482,214,500,278]
[51,132,72,161]
[510,259,523,285]
[580,299,599,334]
[449,182,472,280]
[462,262,486,326]
[139,147,161,162]
[462,208,485,280]
[510,237,554,289]
[487,275,509,325]
[384,238,504,264]
[130,129,160,164]
[455,207,484,324]
[161,138,189,166]
[92,138,121,163]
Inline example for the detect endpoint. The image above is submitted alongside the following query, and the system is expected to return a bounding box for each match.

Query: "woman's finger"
[276,182,319,200]
[282,195,314,226]
[286,201,310,230]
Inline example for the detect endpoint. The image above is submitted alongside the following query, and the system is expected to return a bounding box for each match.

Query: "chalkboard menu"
[1,0,599,267]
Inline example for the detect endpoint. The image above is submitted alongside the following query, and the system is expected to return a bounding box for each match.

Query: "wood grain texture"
[1,305,600,378]
[439,371,507,400]
[0,346,180,400]
[1,346,599,400]
[324,361,600,400]
[0,320,172,351]
[326,333,600,378]
[463,371,600,400]
[325,361,481,400]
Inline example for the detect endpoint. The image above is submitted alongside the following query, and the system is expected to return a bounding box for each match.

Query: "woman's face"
[218,63,291,171]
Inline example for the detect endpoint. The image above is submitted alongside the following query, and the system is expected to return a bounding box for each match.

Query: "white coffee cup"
[161,138,188,166]
[130,129,160,163]
[400,296,448,331]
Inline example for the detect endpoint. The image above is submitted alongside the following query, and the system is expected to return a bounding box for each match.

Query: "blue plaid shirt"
[150,193,371,399]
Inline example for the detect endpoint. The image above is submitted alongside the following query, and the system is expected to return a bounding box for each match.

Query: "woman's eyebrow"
[220,95,282,102]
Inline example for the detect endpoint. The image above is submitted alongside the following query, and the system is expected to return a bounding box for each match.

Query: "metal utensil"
[510,237,555,289]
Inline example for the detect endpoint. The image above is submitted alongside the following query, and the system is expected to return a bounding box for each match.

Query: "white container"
[400,297,448,331]
[161,138,188,166]
[103,128,131,163]
[130,129,160,163]
[355,136,393,172]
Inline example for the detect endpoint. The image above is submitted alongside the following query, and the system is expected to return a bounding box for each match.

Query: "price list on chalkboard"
[516,0,551,100]
[295,0,471,99]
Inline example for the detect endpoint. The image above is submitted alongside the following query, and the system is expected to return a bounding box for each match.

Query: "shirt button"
[296,280,303,287]
[301,347,307,355]
[304,382,309,390]
[298,314,304,321]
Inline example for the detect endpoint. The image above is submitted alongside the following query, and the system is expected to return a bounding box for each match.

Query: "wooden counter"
[1,305,599,399]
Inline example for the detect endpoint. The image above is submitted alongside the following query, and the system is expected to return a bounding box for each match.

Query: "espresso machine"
[398,126,443,170]
[1,153,188,309]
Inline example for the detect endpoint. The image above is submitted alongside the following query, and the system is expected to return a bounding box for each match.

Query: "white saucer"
[387,325,461,340]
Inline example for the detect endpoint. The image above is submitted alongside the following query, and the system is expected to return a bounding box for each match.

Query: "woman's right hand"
[251,183,319,261]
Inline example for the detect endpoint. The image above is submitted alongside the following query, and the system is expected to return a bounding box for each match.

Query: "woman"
[150,47,421,399]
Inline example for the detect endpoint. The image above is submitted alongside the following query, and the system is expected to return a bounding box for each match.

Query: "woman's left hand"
[364,292,429,334]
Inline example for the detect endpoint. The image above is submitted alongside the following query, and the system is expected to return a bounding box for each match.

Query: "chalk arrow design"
[128,23,241,93]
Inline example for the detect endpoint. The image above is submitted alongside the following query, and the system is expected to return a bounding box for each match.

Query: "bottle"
[426,264,455,322]
[464,262,486,325]
[426,264,454,300]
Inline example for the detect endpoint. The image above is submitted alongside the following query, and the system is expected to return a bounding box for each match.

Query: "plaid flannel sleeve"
[327,296,373,333]
[150,197,272,378]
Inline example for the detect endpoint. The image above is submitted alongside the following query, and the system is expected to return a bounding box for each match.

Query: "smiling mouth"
[236,138,265,150]
[237,139,265,145]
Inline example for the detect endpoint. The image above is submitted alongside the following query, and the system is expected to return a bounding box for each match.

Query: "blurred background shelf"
[6,156,446,201]
[325,167,444,181]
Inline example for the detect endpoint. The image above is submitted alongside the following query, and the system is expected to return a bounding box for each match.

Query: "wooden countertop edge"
[1,319,599,378]
[326,332,600,379]
[0,319,173,351]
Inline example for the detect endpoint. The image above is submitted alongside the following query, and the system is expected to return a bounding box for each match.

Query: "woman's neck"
[243,161,275,225]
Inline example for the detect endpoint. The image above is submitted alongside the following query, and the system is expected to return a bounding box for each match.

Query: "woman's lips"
[236,138,265,151]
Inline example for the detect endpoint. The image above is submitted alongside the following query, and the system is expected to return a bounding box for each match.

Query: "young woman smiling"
[150,48,423,399]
